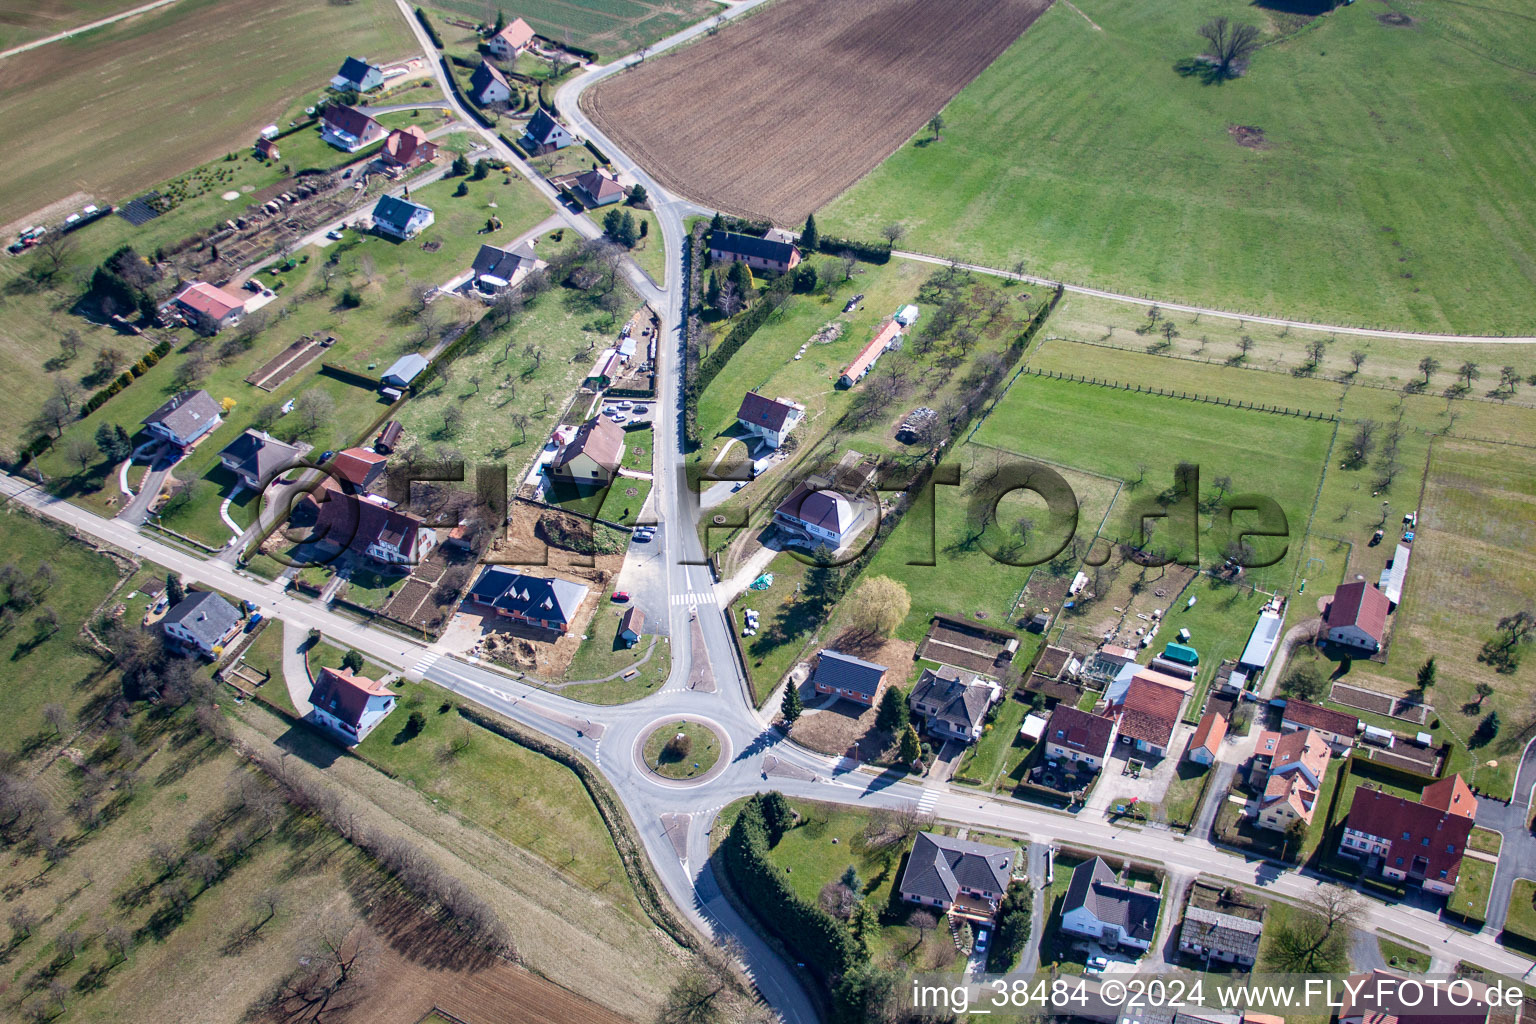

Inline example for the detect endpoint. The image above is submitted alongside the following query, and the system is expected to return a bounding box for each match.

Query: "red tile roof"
[493,16,535,50]
[1344,776,1475,886]
[329,447,387,490]
[1189,711,1227,756]
[382,126,438,166]
[1281,699,1359,738]
[553,415,625,474]
[1422,774,1475,819]
[175,281,245,320]
[308,667,395,730]
[1268,728,1330,779]
[1115,677,1185,748]
[307,482,429,559]
[1044,705,1117,759]
[1340,969,1493,1024]
[841,319,901,384]
[1327,580,1390,645]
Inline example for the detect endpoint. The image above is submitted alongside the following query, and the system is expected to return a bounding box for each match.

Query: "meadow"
[0,0,417,228]
[423,0,717,60]
[821,0,1536,334]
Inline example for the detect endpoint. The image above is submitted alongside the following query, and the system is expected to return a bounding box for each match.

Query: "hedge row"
[80,338,173,418]
[721,796,863,990]
[415,6,443,48]
[583,139,610,166]
[816,235,891,264]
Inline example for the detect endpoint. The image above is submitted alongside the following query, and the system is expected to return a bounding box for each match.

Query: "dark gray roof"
[162,591,241,646]
[471,241,536,280]
[710,229,797,264]
[219,429,302,483]
[811,649,887,697]
[1063,857,1160,941]
[737,392,798,432]
[469,60,510,99]
[1178,905,1262,959]
[142,389,221,441]
[524,108,569,146]
[468,567,588,626]
[335,57,379,86]
[899,832,1014,903]
[373,195,431,233]
[910,666,991,733]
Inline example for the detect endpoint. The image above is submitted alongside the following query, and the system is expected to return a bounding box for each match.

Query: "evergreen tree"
[840,864,862,895]
[95,422,132,462]
[602,207,624,241]
[709,211,724,232]
[493,8,506,33]
[850,898,879,953]
[705,269,723,311]
[166,573,185,606]
[342,649,365,674]
[617,210,638,248]
[451,152,471,177]
[801,213,819,251]
[627,184,647,206]
[792,263,818,293]
[1417,656,1437,691]
[760,790,794,844]
[899,725,921,767]
[780,683,803,725]
[875,686,908,733]
[726,258,753,295]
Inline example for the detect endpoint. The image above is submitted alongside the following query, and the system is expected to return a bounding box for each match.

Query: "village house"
[308,666,397,744]
[161,591,242,658]
[173,280,246,334]
[470,240,540,296]
[371,195,434,240]
[1251,729,1330,833]
[1339,969,1494,1024]
[1060,857,1161,952]
[573,168,624,207]
[1111,675,1188,758]
[618,607,645,648]
[331,57,384,93]
[1324,580,1390,653]
[838,319,902,388]
[522,108,576,154]
[467,566,588,634]
[142,389,223,448]
[1178,905,1262,966]
[305,483,436,566]
[1185,711,1227,766]
[320,104,386,152]
[708,229,800,273]
[809,649,888,707]
[772,482,869,552]
[1043,705,1119,771]
[548,415,625,487]
[485,16,536,60]
[469,60,513,106]
[1279,698,1359,752]
[908,665,1000,743]
[218,429,302,489]
[1338,775,1475,895]
[328,447,388,494]
[381,126,439,169]
[898,832,1015,920]
[735,392,804,450]
[254,136,280,161]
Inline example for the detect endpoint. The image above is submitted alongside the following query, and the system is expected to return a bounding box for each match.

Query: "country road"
[0,0,179,61]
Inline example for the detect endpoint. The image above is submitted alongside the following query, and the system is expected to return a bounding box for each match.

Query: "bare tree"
[103,924,132,963]
[1418,356,1440,386]
[1349,349,1367,374]
[880,223,907,246]
[262,918,377,1022]
[41,703,69,736]
[293,389,334,435]
[65,439,96,473]
[32,231,78,283]
[1198,17,1262,78]
[1458,361,1480,388]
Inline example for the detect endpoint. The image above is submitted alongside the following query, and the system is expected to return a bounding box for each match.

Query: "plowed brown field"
[582,0,1052,225]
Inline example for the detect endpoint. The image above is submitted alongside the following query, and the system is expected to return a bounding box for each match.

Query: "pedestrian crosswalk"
[916,789,940,813]
[413,650,442,677]
[669,590,719,607]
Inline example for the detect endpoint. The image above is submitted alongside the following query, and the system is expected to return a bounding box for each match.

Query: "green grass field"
[561,603,670,703]
[1452,856,1495,925]
[0,0,417,228]
[422,0,717,61]
[822,0,1536,334]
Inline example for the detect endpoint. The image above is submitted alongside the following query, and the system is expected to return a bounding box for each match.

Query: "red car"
[610,591,631,603]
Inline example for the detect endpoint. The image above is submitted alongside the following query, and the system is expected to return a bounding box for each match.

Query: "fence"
[1022,367,1340,421]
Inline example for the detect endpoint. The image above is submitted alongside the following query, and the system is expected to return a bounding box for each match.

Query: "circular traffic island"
[642,720,722,781]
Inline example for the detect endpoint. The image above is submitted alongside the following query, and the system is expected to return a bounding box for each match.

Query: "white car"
[615,401,633,410]
[1085,956,1110,975]
[610,413,627,423]
[326,228,343,240]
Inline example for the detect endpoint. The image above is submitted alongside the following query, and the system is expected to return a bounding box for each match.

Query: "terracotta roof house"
[618,606,645,647]
[909,665,1000,743]
[1340,969,1495,1024]
[306,485,436,566]
[521,108,575,154]
[308,667,397,744]
[735,392,804,450]
[467,566,588,633]
[773,483,869,553]
[549,415,625,486]
[371,195,434,240]
[1325,580,1390,652]
[486,16,536,60]
[1178,905,1262,966]
[218,429,302,489]
[709,229,800,273]
[838,319,902,387]
[1043,705,1119,770]
[470,240,539,295]
[898,831,1015,920]
[332,56,384,93]
[469,59,513,106]
[329,447,388,493]
[1113,676,1187,758]
[161,590,242,658]
[142,389,223,448]
[173,280,246,334]
[320,103,385,152]
[1280,699,1359,751]
[381,126,439,168]
[1338,775,1475,895]
[810,649,888,707]
[1061,857,1161,952]
[1186,711,1228,766]
[573,168,624,207]
[254,136,280,160]
[1254,729,1330,833]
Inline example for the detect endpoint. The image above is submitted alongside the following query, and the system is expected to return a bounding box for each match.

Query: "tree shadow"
[1174,58,1231,85]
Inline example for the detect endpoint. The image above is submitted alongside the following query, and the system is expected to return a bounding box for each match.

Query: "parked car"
[615,401,633,410]
[319,450,335,463]
[326,228,344,240]
[610,591,630,603]
[1085,956,1109,975]
[974,928,989,953]
[609,413,627,423]
[633,404,649,414]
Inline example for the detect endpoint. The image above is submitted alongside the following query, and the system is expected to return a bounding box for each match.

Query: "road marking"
[917,790,940,813]
[670,591,718,607]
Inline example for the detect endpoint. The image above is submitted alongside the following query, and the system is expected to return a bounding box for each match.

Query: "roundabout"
[634,715,730,786]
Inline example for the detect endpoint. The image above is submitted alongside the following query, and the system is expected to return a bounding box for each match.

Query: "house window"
[1395,857,1404,867]
[1447,844,1456,853]
[1421,838,1429,846]
[1439,870,1448,879]
[1402,832,1411,840]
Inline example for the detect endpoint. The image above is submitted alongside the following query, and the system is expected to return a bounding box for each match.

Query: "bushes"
[721,795,863,993]
[986,880,1034,972]
[583,139,610,166]
[816,235,892,264]
[415,6,443,48]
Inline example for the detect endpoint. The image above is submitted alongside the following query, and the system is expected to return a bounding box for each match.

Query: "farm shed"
[1239,610,1283,672]
[1161,642,1199,667]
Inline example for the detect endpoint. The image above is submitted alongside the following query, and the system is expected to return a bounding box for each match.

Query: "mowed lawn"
[821,0,1536,334]
[0,0,417,227]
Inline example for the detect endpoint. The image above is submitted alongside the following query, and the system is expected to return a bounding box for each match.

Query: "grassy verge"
[641,721,720,780]
[1450,856,1495,926]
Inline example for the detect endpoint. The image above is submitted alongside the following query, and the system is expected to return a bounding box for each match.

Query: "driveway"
[1474,736,1536,930]
[1191,762,1238,841]
[118,442,177,525]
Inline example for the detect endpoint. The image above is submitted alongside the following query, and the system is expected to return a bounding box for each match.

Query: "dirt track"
[583,0,1053,225]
